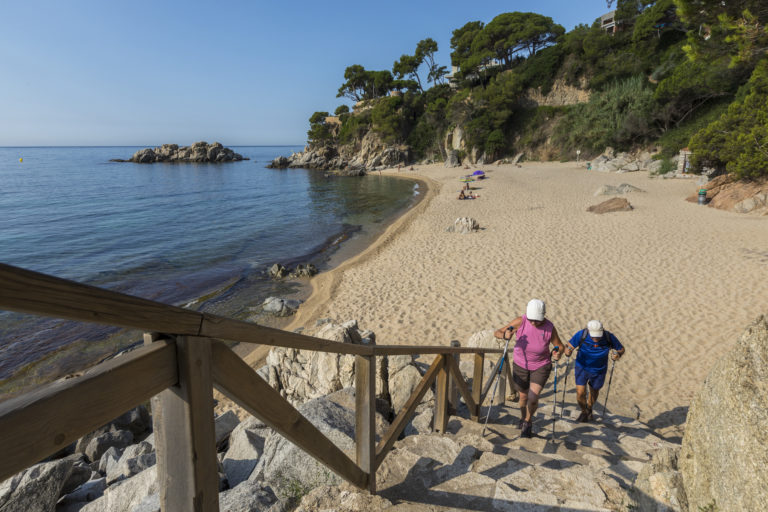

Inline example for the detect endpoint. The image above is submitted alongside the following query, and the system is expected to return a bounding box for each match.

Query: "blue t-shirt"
[568,329,623,373]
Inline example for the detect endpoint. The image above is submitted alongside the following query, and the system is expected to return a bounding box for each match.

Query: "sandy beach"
[277,161,767,436]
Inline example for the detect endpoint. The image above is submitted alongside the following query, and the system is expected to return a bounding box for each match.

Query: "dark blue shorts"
[574,364,606,390]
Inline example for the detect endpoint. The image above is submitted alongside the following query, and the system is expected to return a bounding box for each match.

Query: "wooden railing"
[0,263,509,511]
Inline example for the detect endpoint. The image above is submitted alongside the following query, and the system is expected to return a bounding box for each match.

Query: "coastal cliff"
[113,141,246,163]
[268,131,410,175]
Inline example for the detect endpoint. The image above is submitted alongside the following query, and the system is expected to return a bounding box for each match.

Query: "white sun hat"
[526,299,546,321]
[587,320,604,338]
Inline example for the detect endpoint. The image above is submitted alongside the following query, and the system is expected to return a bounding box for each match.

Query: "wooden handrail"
[0,339,178,482]
[370,345,502,356]
[0,263,513,507]
[0,263,501,357]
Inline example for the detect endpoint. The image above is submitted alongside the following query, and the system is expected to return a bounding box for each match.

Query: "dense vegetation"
[307,0,767,179]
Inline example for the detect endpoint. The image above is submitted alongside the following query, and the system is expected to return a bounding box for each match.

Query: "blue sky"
[0,1,612,146]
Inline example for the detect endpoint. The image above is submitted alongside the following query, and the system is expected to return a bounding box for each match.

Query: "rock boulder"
[679,315,768,511]
[587,197,633,214]
[446,217,480,233]
[0,459,75,512]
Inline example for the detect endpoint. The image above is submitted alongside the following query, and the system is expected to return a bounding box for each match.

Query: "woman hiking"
[494,299,565,438]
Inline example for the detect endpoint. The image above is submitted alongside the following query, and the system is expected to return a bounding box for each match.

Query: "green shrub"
[654,98,731,157]
[554,76,656,153]
[657,157,676,175]
[338,111,372,145]
[689,58,768,179]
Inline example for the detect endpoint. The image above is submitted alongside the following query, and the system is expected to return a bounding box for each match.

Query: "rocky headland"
[112,142,247,163]
[268,131,410,176]
[3,316,766,511]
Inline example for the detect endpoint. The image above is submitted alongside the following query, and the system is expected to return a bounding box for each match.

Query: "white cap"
[587,320,604,338]
[526,299,546,321]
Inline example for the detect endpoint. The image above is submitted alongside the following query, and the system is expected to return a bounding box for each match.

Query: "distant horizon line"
[1,144,305,148]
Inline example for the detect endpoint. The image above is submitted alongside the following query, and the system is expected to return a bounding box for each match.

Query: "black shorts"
[512,362,552,392]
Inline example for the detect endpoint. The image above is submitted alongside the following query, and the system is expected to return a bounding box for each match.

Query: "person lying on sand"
[458,190,467,199]
[563,320,625,422]
[495,299,565,438]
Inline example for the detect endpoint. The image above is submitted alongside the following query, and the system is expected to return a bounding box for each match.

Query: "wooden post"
[147,334,219,512]
[355,355,376,494]
[447,341,460,415]
[471,353,484,421]
[433,355,449,434]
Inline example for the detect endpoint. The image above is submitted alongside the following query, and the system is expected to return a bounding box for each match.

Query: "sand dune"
[286,162,768,434]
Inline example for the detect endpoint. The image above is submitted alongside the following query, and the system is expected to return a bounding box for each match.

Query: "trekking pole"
[482,334,512,436]
[600,351,617,419]
[550,347,560,442]
[560,354,571,419]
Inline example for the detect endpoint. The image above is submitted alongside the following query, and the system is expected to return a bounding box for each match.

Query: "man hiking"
[563,320,625,422]
[494,299,565,438]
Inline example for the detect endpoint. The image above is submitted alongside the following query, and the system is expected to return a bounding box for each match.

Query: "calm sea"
[0,146,419,388]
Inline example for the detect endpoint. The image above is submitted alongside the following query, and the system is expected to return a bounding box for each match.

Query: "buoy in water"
[19,158,23,162]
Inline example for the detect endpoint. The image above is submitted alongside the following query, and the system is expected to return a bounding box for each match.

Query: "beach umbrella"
[472,170,485,176]
[459,177,474,182]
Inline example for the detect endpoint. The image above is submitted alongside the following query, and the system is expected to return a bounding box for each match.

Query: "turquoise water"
[0,146,418,382]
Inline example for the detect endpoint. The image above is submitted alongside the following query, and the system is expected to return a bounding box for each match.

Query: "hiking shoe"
[577,410,590,422]
[517,418,524,429]
[521,421,533,438]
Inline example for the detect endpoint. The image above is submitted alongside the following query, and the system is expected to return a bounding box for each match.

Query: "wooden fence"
[0,263,510,511]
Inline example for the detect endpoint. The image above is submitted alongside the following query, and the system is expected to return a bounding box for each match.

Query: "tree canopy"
[317,4,766,178]
[450,13,564,81]
[337,65,395,102]
[393,38,447,92]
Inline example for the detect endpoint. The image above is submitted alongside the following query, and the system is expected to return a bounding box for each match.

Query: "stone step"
[368,400,677,511]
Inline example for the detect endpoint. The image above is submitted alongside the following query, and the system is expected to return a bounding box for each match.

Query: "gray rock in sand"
[262,297,302,317]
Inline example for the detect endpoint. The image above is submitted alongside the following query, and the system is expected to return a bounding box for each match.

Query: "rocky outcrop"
[114,142,246,163]
[268,131,410,174]
[524,77,591,107]
[629,447,688,511]
[594,183,644,196]
[222,416,270,488]
[445,150,461,167]
[685,173,768,215]
[0,459,75,512]
[587,197,633,214]
[264,320,381,405]
[268,263,318,279]
[250,393,367,495]
[589,147,663,174]
[678,315,768,511]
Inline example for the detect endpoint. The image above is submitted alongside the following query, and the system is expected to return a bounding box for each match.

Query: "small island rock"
[114,142,247,163]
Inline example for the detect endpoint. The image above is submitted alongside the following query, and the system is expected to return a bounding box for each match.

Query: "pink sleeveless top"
[513,315,553,370]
